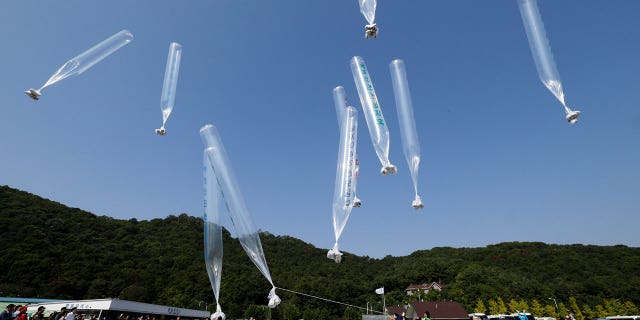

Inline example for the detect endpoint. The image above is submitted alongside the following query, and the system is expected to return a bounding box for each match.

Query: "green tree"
[604,299,623,317]
[595,305,607,318]
[529,300,544,317]
[557,302,570,320]
[244,305,268,320]
[508,299,529,313]
[475,298,487,314]
[581,304,595,320]
[509,299,520,313]
[344,307,361,320]
[497,297,508,314]
[489,298,507,314]
[568,297,583,320]
[278,302,300,320]
[543,304,556,317]
[623,301,638,315]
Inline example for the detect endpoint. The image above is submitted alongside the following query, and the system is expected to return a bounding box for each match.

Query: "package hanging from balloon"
[25,29,133,100]
[358,0,378,39]
[267,287,281,308]
[210,304,225,320]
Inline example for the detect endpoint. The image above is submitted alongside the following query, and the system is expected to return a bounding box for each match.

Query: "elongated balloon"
[327,106,359,263]
[333,86,348,127]
[358,0,378,39]
[390,60,424,210]
[200,124,281,308]
[350,56,396,175]
[25,30,133,100]
[333,86,362,208]
[156,42,183,136]
[517,0,581,124]
[203,152,226,320]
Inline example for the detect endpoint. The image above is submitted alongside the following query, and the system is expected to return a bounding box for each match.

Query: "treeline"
[1,186,639,320]
[473,297,638,320]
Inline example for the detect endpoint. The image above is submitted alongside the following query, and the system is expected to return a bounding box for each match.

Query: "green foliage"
[1,186,640,320]
[529,300,544,317]
[474,298,487,314]
[568,297,583,320]
[488,297,508,314]
[243,304,269,320]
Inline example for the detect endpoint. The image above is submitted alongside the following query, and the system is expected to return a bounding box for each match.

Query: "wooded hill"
[1,185,638,320]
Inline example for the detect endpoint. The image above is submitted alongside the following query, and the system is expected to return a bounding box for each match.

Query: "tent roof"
[26,299,209,318]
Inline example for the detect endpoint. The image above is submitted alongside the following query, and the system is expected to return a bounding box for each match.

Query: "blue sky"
[1,1,639,258]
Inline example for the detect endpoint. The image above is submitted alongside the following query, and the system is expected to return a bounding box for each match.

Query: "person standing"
[64,308,77,320]
[12,306,23,319]
[30,307,46,320]
[0,304,15,320]
[15,307,28,320]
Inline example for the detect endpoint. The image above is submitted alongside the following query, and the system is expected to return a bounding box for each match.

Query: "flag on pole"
[375,287,384,295]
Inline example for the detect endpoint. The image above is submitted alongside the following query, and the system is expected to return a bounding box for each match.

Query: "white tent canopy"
[27,298,209,319]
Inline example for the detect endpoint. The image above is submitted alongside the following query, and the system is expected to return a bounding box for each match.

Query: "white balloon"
[517,0,580,124]
[203,151,224,316]
[389,59,424,210]
[200,124,280,308]
[350,56,396,175]
[328,107,359,263]
[156,42,183,135]
[333,86,362,208]
[25,30,133,100]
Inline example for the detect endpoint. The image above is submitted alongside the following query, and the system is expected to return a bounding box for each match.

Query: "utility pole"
[382,293,386,315]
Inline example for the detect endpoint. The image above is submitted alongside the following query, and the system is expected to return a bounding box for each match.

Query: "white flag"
[375,287,384,295]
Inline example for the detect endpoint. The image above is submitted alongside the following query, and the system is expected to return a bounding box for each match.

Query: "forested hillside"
[1,185,638,320]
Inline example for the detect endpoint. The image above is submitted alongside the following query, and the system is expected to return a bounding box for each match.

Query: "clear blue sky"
[1,1,639,258]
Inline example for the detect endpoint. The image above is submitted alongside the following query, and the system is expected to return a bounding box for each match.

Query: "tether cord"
[275,286,384,315]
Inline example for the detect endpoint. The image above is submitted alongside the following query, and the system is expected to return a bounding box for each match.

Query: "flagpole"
[382,292,386,315]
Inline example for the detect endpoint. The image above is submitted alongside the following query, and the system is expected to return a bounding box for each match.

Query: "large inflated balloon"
[203,151,226,320]
[327,106,359,263]
[333,86,362,208]
[518,0,580,124]
[200,124,281,308]
[25,30,133,100]
[350,56,396,175]
[389,59,424,210]
[156,42,182,136]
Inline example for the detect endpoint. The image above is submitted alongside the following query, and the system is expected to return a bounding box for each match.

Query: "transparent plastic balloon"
[358,0,378,39]
[327,107,359,263]
[25,30,133,100]
[389,60,424,210]
[333,86,362,208]
[333,86,348,128]
[200,124,280,308]
[156,42,183,136]
[350,56,396,175]
[203,152,225,320]
[517,0,580,124]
